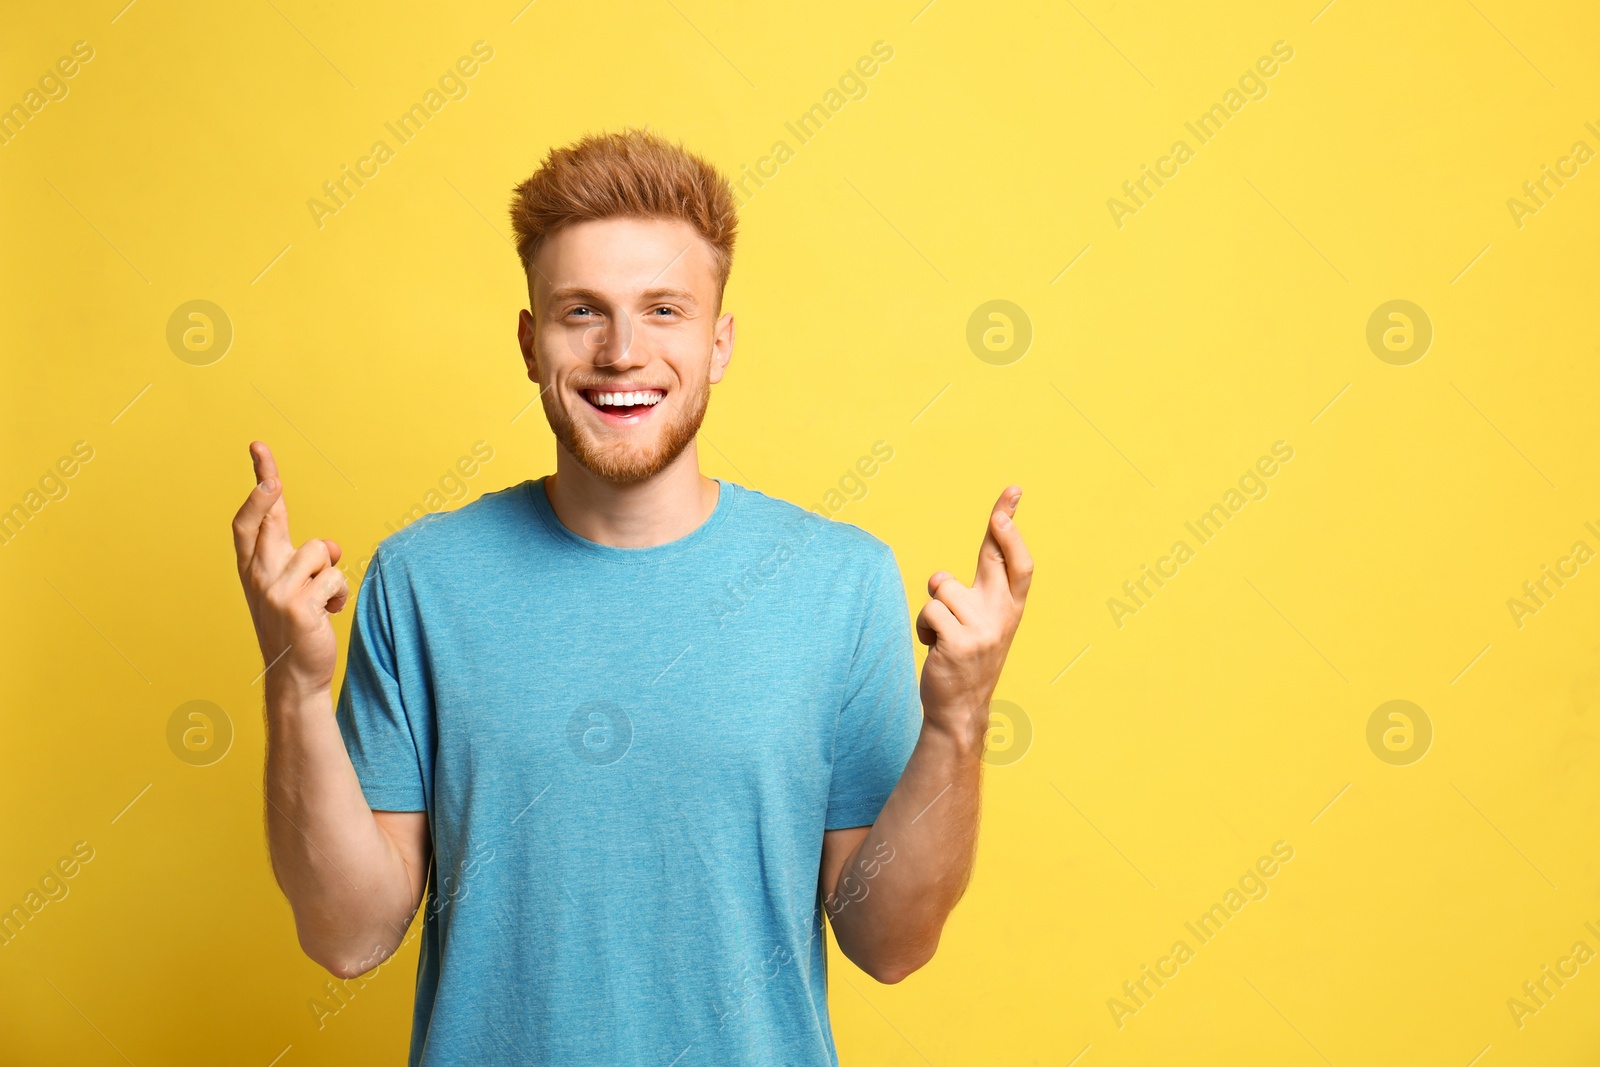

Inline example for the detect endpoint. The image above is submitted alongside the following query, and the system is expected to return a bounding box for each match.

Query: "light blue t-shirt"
[335,476,923,1065]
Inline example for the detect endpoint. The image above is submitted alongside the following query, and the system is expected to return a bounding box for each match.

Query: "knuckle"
[249,560,276,591]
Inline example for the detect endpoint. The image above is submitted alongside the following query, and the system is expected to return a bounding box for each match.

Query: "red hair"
[509,127,738,297]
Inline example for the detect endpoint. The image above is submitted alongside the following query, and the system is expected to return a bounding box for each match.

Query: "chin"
[572,439,679,485]
[545,384,711,486]
[559,419,701,486]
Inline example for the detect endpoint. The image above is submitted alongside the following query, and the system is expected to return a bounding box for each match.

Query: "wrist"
[921,705,991,759]
[264,673,334,714]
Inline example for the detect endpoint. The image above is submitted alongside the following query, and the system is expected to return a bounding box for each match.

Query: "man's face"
[518,217,734,486]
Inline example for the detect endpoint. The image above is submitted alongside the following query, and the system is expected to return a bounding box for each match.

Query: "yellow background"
[3,0,1598,1063]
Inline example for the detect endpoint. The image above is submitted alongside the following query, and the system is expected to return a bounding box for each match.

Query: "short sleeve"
[826,546,924,829]
[335,550,433,812]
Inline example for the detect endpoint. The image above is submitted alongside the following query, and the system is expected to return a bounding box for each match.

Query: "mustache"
[568,381,669,392]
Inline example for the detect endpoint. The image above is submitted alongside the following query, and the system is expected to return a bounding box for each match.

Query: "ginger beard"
[539,365,711,486]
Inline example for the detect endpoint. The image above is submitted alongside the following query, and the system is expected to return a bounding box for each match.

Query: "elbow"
[323,956,374,981]
[298,933,379,981]
[867,958,922,985]
[863,944,937,985]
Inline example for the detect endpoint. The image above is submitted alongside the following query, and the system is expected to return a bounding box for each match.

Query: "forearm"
[264,680,419,976]
[827,710,986,983]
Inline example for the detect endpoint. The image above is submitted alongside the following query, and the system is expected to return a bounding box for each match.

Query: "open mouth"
[581,387,666,423]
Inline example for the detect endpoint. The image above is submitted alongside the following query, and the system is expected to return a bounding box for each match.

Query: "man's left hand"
[915,486,1033,747]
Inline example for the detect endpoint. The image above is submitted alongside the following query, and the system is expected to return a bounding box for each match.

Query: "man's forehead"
[532,217,717,297]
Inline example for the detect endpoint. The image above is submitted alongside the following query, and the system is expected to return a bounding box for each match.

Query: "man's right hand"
[232,441,350,696]
[237,442,430,980]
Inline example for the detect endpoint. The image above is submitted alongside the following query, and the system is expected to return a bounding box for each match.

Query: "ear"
[708,311,735,385]
[518,308,541,384]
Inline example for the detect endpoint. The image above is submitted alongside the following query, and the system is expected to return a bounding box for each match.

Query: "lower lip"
[583,394,662,425]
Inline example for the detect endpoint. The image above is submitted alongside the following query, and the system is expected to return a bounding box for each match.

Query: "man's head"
[510,129,738,486]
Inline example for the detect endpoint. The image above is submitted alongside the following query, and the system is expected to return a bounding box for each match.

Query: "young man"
[232,128,1031,1065]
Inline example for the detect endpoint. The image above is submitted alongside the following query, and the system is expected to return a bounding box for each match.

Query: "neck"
[544,440,720,548]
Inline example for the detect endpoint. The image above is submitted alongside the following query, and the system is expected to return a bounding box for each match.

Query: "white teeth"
[591,390,664,407]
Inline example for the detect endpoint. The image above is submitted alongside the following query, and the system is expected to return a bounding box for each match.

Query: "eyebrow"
[545,286,699,308]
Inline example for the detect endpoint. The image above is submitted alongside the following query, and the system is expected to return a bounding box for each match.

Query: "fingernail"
[261,478,278,492]
[996,511,1011,527]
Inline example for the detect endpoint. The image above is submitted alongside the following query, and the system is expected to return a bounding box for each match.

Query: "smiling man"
[232,128,1030,1066]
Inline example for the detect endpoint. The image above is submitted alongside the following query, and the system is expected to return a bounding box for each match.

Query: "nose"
[586,313,647,372]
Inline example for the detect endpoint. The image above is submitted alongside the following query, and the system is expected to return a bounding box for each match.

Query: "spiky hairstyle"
[508,127,738,298]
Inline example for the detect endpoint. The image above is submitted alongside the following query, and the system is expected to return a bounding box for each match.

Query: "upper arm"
[825,547,922,831]
[820,825,871,919]
[338,551,435,810]
[374,809,432,917]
